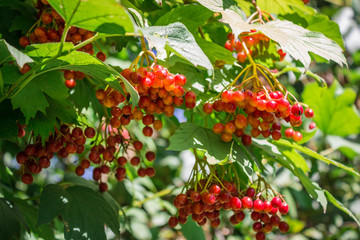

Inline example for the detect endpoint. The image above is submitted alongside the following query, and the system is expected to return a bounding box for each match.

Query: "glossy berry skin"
[279,202,289,215]
[253,199,264,212]
[246,187,256,198]
[285,128,294,138]
[209,184,221,195]
[255,232,265,240]
[65,79,76,88]
[241,196,253,209]
[230,197,242,210]
[292,131,303,141]
[263,201,272,212]
[304,108,314,118]
[252,222,262,232]
[309,122,316,130]
[237,52,246,63]
[271,196,282,208]
[291,103,304,116]
[221,90,233,103]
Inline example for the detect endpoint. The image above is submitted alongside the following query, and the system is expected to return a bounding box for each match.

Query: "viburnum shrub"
[0,0,358,239]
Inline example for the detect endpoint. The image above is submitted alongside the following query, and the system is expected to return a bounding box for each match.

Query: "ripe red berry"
[209,184,221,195]
[246,187,256,198]
[21,173,33,184]
[263,201,272,212]
[242,134,252,146]
[19,36,30,48]
[292,131,303,142]
[168,216,178,228]
[221,90,233,103]
[96,52,106,61]
[99,182,108,192]
[230,197,242,210]
[133,141,143,151]
[252,222,262,232]
[84,127,96,138]
[145,167,156,177]
[20,64,31,74]
[251,211,260,221]
[142,126,153,137]
[203,103,213,114]
[253,199,264,212]
[174,74,186,86]
[309,122,316,129]
[271,196,282,208]
[270,215,281,227]
[255,232,265,240]
[130,156,140,166]
[241,196,253,209]
[305,108,314,118]
[285,128,294,138]
[237,51,246,63]
[65,79,76,88]
[279,221,290,233]
[16,151,28,164]
[184,91,196,103]
[279,202,289,215]
[75,166,85,176]
[145,151,156,161]
[291,103,304,116]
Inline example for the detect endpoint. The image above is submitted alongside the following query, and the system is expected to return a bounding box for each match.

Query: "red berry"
[130,156,140,166]
[19,36,30,48]
[16,151,28,164]
[203,103,213,114]
[263,201,272,212]
[137,168,146,177]
[271,196,282,208]
[246,187,256,198]
[242,134,252,146]
[279,202,289,215]
[209,184,221,195]
[291,103,304,116]
[285,128,294,138]
[252,222,262,232]
[279,221,289,233]
[292,131,303,141]
[237,52,246,63]
[65,79,76,88]
[133,141,143,151]
[96,52,106,61]
[255,232,265,240]
[251,211,260,221]
[309,122,316,129]
[184,91,196,103]
[230,197,242,210]
[145,151,156,161]
[304,108,314,118]
[253,199,264,212]
[221,90,233,103]
[21,173,33,184]
[99,182,108,192]
[174,74,186,86]
[270,215,281,227]
[84,127,96,138]
[168,216,178,228]
[75,166,85,176]
[241,196,253,209]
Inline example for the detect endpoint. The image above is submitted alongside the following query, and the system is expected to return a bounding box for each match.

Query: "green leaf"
[196,38,236,67]
[282,148,310,173]
[219,14,346,69]
[326,135,360,159]
[14,200,55,240]
[155,4,213,32]
[118,74,140,106]
[281,11,345,49]
[180,218,206,240]
[48,0,134,34]
[0,39,33,67]
[0,100,23,141]
[63,186,120,239]
[167,123,254,178]
[141,22,213,70]
[38,184,70,226]
[38,184,120,239]
[11,71,70,123]
[324,190,360,226]
[0,198,28,240]
[302,81,360,136]
[271,139,360,177]
[256,0,314,15]
[167,122,233,160]
[198,0,244,16]
[26,42,74,61]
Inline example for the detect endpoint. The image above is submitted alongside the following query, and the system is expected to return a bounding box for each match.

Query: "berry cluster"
[16,124,96,184]
[224,32,286,63]
[82,124,156,192]
[18,0,106,88]
[204,89,314,144]
[169,175,290,240]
